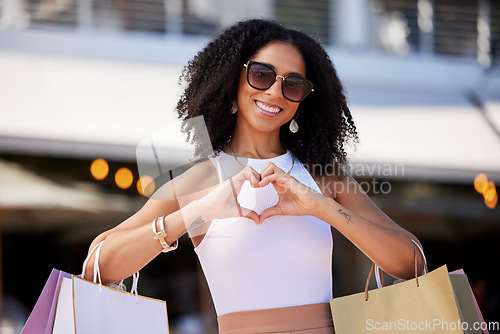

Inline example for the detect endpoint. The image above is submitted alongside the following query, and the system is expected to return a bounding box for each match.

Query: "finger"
[259,173,281,187]
[229,175,250,194]
[246,167,262,187]
[259,206,282,223]
[260,162,283,179]
[234,165,261,188]
[229,177,261,222]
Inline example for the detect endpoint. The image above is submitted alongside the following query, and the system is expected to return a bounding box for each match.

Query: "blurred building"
[1,0,499,333]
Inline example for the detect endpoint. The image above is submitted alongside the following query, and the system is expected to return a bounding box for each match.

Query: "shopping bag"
[449,269,489,334]
[52,240,170,334]
[330,265,464,334]
[373,249,486,333]
[373,267,484,334]
[52,275,169,334]
[21,268,71,334]
[330,241,465,334]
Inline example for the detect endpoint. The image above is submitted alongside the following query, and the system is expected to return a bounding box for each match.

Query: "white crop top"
[194,151,333,316]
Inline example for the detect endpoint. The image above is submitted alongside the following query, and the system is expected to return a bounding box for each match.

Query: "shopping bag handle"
[81,241,140,301]
[81,241,104,283]
[365,240,428,301]
[373,239,428,289]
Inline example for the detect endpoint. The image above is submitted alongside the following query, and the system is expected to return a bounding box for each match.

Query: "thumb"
[240,207,260,225]
[259,205,282,224]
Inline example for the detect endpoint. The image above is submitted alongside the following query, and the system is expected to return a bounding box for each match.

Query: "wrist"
[314,195,339,221]
[182,197,211,222]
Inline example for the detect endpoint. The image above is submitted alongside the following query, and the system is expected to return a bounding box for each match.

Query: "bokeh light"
[483,181,497,209]
[485,191,498,209]
[137,175,155,197]
[484,182,496,201]
[115,167,133,189]
[473,173,497,209]
[473,173,488,194]
[482,181,494,196]
[90,158,109,180]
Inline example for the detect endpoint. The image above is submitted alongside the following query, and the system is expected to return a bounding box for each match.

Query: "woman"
[84,19,424,333]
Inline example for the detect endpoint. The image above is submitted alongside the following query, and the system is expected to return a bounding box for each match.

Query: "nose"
[265,75,285,98]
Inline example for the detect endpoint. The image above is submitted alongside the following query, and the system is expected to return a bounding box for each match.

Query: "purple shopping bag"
[21,269,72,334]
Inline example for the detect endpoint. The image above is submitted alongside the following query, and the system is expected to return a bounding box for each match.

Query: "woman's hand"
[258,162,324,223]
[194,165,261,224]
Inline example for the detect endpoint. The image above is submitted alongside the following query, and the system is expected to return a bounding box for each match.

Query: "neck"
[228,123,286,159]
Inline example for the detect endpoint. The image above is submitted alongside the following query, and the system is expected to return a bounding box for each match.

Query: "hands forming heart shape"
[199,163,323,225]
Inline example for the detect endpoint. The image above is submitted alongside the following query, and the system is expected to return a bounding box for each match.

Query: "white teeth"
[256,101,281,113]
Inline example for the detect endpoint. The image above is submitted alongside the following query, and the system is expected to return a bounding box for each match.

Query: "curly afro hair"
[176,19,357,175]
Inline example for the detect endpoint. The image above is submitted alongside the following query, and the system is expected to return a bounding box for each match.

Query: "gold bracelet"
[151,216,178,253]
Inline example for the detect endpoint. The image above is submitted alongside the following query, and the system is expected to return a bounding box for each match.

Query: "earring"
[289,118,299,133]
[231,101,238,114]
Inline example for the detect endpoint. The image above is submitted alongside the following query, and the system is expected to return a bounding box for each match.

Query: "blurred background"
[0,0,499,333]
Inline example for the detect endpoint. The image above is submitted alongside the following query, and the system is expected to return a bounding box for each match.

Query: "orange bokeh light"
[90,158,109,180]
[484,182,497,201]
[137,175,155,197]
[115,167,133,189]
[473,173,497,209]
[474,173,488,194]
[485,191,498,209]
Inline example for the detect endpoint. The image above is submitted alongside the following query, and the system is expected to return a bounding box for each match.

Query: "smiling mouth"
[255,100,282,114]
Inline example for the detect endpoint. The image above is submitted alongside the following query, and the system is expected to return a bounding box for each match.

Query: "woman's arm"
[313,173,424,280]
[85,198,201,284]
[258,163,424,280]
[83,160,261,284]
[83,159,215,283]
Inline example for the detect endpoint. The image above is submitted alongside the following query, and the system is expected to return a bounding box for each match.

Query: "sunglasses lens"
[246,62,313,102]
[283,77,310,102]
[248,63,275,89]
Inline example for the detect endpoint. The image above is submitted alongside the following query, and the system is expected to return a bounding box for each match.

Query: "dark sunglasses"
[244,61,314,102]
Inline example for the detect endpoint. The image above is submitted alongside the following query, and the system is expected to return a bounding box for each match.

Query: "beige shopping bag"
[330,264,464,334]
[330,240,469,334]
[372,267,484,333]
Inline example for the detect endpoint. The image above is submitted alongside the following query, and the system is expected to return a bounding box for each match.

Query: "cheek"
[237,76,255,107]
[288,103,300,117]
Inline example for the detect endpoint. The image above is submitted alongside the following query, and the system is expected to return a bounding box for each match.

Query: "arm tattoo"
[187,216,207,232]
[337,209,353,224]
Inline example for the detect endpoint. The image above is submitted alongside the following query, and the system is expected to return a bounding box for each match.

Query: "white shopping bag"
[52,276,169,334]
[52,241,169,334]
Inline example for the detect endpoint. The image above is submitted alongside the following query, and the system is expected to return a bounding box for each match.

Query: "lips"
[255,100,282,115]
